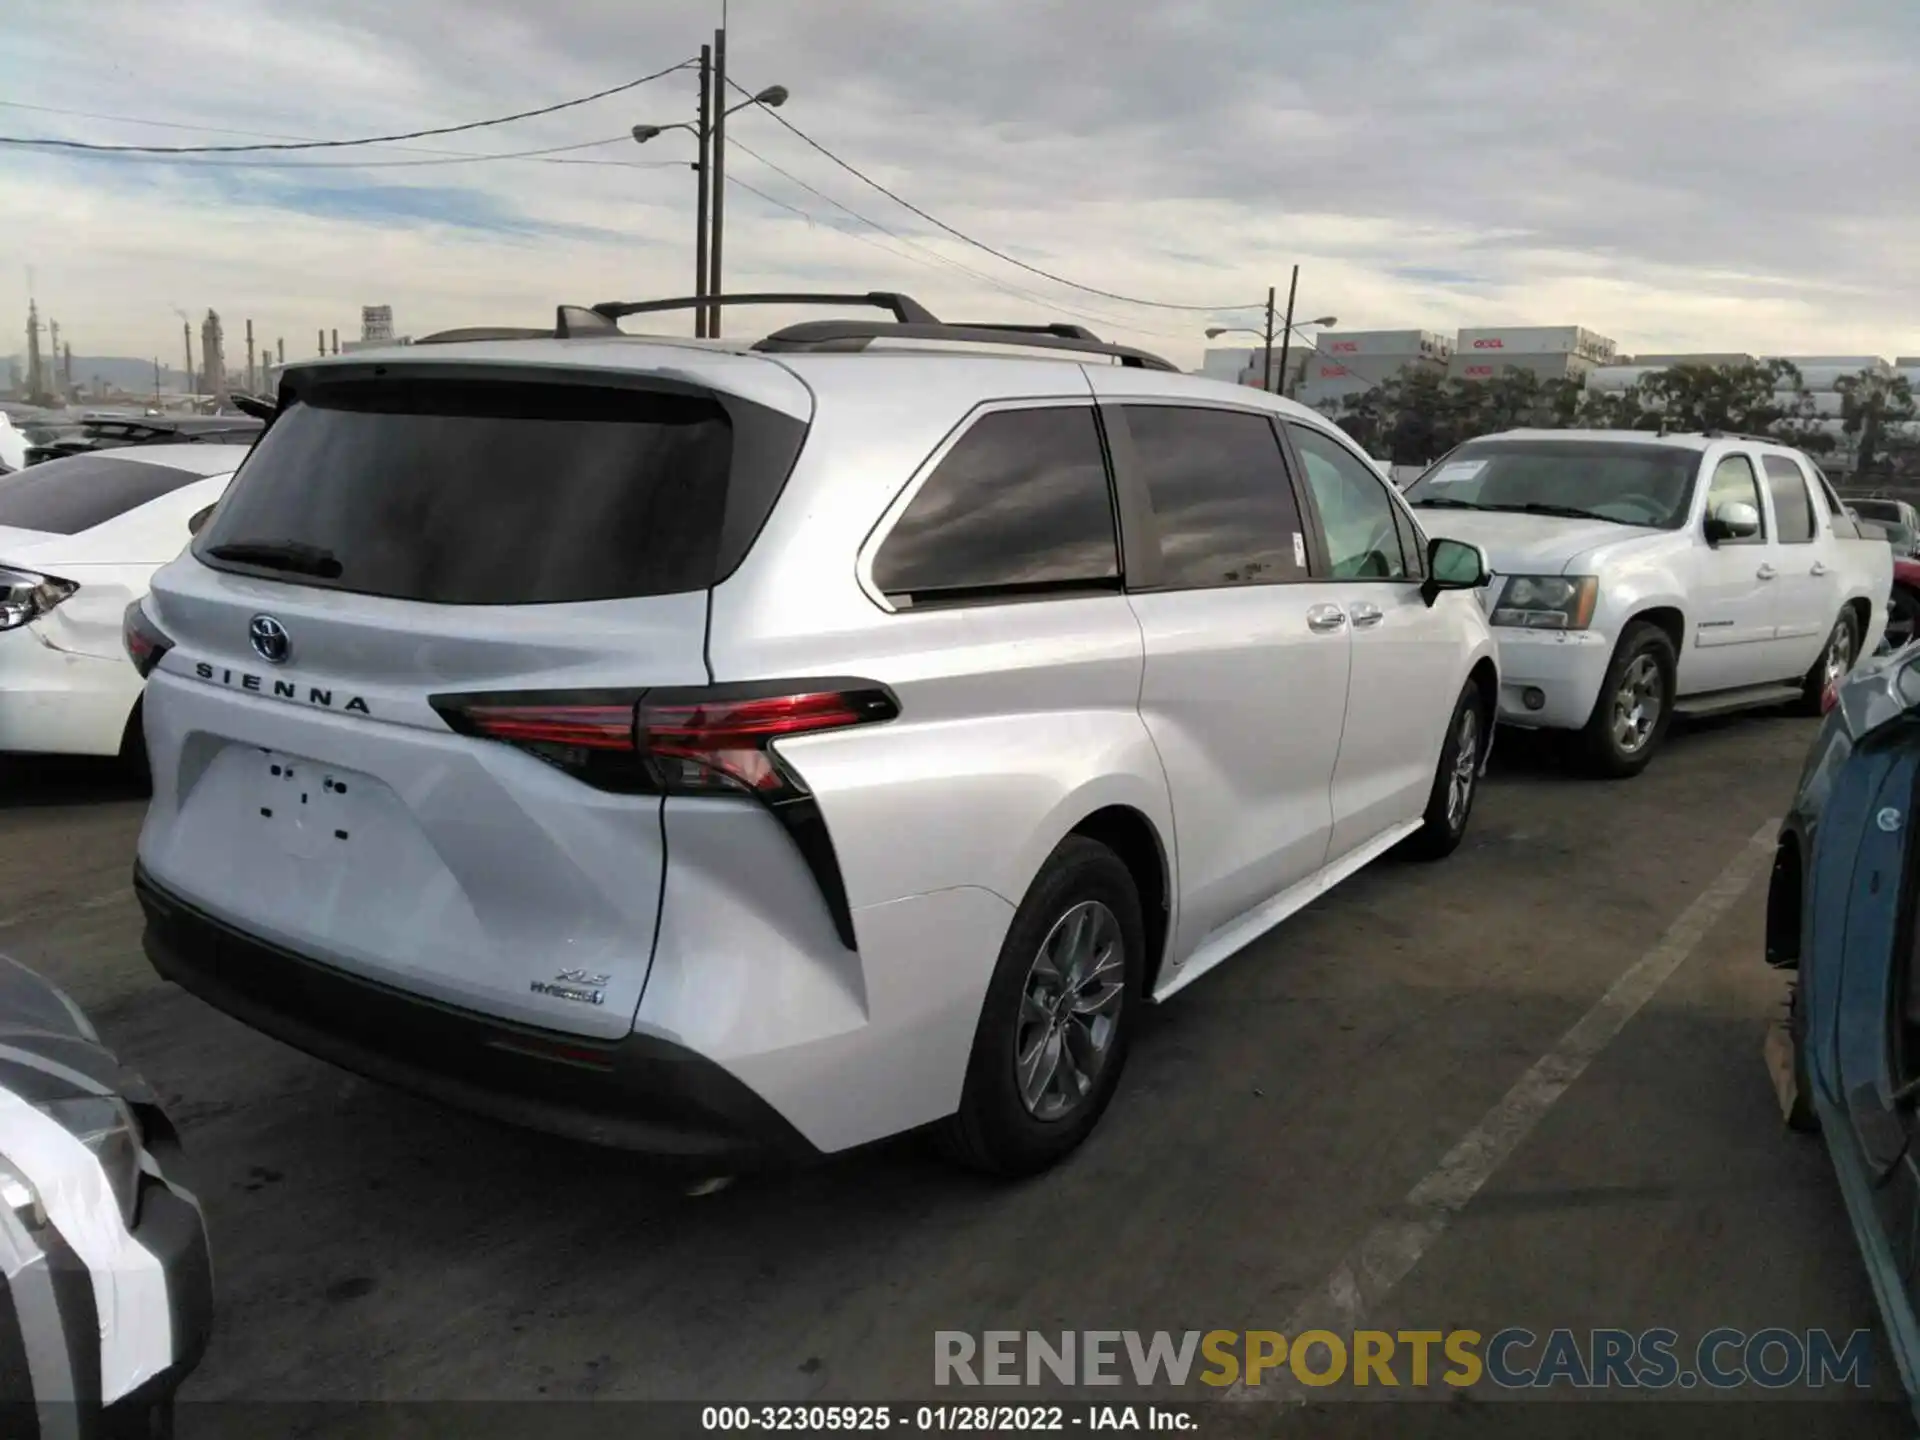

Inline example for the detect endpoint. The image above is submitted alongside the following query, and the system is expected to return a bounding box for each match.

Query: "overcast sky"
[3,0,1917,372]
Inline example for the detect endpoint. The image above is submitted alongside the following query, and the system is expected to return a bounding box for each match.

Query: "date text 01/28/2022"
[701,1405,1193,1431]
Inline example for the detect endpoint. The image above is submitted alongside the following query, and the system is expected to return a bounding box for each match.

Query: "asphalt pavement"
[0,712,1910,1435]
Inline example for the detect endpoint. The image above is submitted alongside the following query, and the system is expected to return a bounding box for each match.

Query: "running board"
[1150,818,1423,1003]
[1673,683,1803,717]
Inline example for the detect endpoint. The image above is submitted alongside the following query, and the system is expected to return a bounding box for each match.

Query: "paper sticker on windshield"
[1428,460,1487,485]
[1293,532,1306,568]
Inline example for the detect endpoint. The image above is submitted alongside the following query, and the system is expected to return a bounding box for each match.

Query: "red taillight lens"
[431,682,898,799]
[123,599,174,679]
[1820,678,1840,716]
[639,689,894,798]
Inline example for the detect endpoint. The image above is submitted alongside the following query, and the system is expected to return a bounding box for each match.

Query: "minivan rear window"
[0,454,209,535]
[195,379,745,605]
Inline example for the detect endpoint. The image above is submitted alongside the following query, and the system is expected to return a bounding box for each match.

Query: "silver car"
[127,296,1498,1175]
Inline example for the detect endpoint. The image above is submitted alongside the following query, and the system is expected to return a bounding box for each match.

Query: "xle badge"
[530,969,611,1006]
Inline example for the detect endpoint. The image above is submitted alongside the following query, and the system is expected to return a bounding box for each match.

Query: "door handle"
[1756,564,1777,581]
[1306,604,1347,633]
[1811,561,1830,576]
[1350,602,1384,628]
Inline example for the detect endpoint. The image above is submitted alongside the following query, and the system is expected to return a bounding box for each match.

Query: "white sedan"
[0,445,236,765]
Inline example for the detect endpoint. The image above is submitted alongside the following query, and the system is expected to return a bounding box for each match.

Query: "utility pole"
[317,329,325,357]
[245,319,256,393]
[182,321,194,397]
[709,25,728,338]
[331,328,340,356]
[1276,264,1300,398]
[152,358,161,408]
[276,337,285,365]
[694,42,712,337]
[1261,287,1276,394]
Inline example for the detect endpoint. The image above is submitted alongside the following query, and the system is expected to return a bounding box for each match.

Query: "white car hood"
[1410,508,1659,575]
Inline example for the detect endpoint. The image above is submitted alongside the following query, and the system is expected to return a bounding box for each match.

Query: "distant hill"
[3,355,193,392]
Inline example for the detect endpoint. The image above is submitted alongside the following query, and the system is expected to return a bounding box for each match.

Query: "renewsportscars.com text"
[934,1328,1874,1391]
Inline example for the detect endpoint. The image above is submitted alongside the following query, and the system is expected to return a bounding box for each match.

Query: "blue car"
[1769,641,1920,1415]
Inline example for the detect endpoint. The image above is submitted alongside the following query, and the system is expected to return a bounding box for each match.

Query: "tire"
[1886,586,1920,654]
[117,699,151,790]
[945,836,1145,1177]
[1786,976,1818,1135]
[1797,609,1860,716]
[1401,679,1487,862]
[1576,621,1677,779]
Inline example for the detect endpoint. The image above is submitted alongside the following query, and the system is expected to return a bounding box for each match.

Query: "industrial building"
[1294,329,1450,411]
[1447,325,1616,384]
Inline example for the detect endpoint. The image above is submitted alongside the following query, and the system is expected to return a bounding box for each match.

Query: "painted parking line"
[1226,818,1779,1403]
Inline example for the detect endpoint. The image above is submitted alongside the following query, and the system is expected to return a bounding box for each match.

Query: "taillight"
[123,599,175,678]
[430,682,899,801]
[0,566,77,632]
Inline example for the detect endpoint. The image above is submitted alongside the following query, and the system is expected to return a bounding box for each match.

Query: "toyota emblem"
[249,614,291,665]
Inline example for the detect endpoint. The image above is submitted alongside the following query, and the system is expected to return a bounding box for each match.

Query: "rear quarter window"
[0,454,208,534]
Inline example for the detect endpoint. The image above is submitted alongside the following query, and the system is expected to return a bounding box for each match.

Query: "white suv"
[127,296,1498,1175]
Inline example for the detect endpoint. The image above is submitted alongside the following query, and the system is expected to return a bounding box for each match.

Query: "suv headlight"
[0,1096,143,1230]
[0,566,78,631]
[1492,575,1598,630]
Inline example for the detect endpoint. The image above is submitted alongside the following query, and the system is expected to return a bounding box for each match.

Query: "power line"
[0,61,693,154]
[725,76,1260,315]
[19,135,682,170]
[0,103,682,170]
[726,137,1179,337]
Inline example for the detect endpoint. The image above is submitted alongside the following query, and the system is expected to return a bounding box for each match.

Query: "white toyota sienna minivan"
[128,295,1497,1175]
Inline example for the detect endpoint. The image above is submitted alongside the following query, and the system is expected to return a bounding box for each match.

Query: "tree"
[1636,360,1797,433]
[1836,370,1918,477]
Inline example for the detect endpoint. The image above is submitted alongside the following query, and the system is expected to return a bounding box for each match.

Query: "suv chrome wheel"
[1822,620,1854,692]
[1015,900,1125,1121]
[1613,653,1664,755]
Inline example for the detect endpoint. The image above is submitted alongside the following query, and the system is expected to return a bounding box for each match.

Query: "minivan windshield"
[1403,438,1701,529]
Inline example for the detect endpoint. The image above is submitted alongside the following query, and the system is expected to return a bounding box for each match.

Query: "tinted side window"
[1125,406,1307,589]
[1289,423,1410,579]
[871,406,1119,605]
[1813,471,1858,537]
[1762,456,1815,545]
[0,455,209,535]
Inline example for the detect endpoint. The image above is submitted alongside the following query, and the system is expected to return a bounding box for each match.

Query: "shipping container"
[1454,326,1616,363]
[1627,353,1756,368]
[1774,390,1845,418]
[1314,329,1453,361]
[1448,352,1597,383]
[1587,365,1668,394]
[1780,363,1889,392]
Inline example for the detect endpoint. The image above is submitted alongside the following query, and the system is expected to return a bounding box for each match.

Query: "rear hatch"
[136,357,811,1039]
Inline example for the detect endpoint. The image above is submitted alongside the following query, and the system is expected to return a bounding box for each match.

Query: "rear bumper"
[134,863,817,1167]
[0,627,140,757]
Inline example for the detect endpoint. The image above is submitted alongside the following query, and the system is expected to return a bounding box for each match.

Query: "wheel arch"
[1766,826,1804,968]
[1065,804,1173,998]
[1625,604,1686,658]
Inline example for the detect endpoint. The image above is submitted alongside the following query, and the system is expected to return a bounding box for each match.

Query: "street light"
[632,31,789,337]
[1206,315,1337,394]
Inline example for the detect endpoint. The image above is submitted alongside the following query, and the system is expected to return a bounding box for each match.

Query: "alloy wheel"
[1823,622,1854,690]
[1612,653,1664,755]
[1446,705,1480,831]
[1014,900,1126,1121]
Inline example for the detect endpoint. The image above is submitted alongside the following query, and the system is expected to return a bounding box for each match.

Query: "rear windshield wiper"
[1409,497,1489,510]
[204,539,344,579]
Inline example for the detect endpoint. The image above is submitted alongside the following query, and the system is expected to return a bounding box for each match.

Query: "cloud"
[2,0,1918,368]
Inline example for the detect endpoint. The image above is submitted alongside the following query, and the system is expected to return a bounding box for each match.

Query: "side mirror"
[1422,537,1489,607]
[1704,500,1761,544]
[187,505,215,536]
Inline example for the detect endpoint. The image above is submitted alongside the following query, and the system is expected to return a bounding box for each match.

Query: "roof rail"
[753,319,1179,371]
[591,291,940,325]
[949,322,1102,341]
[1696,429,1793,446]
